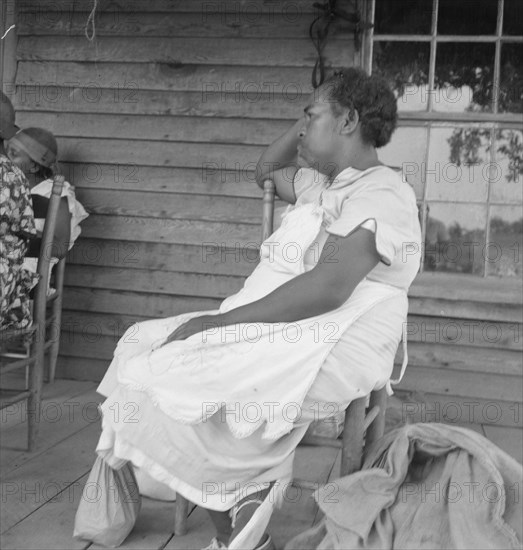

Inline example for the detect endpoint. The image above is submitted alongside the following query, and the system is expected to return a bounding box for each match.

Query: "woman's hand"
[161,314,224,346]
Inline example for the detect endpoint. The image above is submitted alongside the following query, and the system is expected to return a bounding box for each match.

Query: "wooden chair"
[45,255,66,383]
[172,178,388,535]
[0,175,65,451]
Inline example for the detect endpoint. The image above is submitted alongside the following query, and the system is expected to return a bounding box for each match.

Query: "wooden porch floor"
[1,379,522,550]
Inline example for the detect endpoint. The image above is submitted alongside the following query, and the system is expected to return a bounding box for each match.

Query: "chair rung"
[292,479,322,491]
[1,356,37,372]
[46,292,61,303]
[0,390,31,408]
[300,434,342,448]
[363,405,381,431]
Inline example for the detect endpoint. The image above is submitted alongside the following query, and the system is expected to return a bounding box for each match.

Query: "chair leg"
[340,396,367,477]
[174,495,189,535]
[365,387,387,448]
[27,331,45,452]
[47,304,62,384]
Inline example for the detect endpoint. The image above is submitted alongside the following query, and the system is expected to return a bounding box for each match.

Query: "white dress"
[95,166,421,546]
[22,178,88,273]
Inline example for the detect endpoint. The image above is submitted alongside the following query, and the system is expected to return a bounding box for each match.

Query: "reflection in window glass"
[491,130,523,203]
[373,42,430,110]
[426,128,490,202]
[424,202,486,275]
[379,127,428,199]
[487,205,522,277]
[499,43,523,113]
[438,0,498,35]
[374,0,432,35]
[434,43,495,112]
[504,0,523,36]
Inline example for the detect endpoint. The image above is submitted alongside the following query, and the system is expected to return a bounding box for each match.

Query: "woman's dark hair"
[320,67,398,148]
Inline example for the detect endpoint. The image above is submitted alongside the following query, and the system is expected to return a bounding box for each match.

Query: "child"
[6,127,88,275]
[0,93,37,329]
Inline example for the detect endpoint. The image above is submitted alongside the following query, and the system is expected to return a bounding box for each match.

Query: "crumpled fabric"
[285,423,523,549]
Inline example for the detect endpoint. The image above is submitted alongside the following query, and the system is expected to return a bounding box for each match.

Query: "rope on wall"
[309,0,373,88]
[85,0,98,41]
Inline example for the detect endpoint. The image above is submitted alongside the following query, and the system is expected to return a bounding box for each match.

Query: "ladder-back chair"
[172,179,388,535]
[0,175,65,451]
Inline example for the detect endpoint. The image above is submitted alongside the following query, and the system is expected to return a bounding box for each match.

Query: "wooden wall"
[11,0,521,433]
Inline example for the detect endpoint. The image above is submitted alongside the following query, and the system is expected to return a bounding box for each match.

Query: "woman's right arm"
[255,118,302,204]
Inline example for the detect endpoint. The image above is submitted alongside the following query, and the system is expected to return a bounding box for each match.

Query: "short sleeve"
[326,187,401,266]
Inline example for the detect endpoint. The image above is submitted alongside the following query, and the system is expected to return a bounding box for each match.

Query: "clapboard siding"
[68,239,256,276]
[17,36,350,65]
[13,89,314,118]
[13,1,521,428]
[15,113,292,145]
[16,63,314,92]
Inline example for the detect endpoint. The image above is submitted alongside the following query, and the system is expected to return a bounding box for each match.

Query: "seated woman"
[93,68,422,550]
[6,127,88,276]
[0,94,37,330]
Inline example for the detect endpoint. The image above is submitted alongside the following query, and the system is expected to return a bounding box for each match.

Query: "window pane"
[424,202,486,275]
[374,0,433,35]
[426,128,490,202]
[487,205,522,277]
[490,130,523,203]
[438,0,498,35]
[499,43,523,113]
[373,41,431,110]
[379,127,427,199]
[504,0,523,35]
[433,43,495,112]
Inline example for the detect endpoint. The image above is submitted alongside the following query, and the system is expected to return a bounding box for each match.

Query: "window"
[361,0,522,277]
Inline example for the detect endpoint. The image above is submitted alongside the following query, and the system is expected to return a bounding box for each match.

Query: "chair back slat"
[261,179,276,242]
[33,175,64,326]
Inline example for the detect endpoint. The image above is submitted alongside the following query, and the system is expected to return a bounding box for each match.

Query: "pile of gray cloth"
[285,423,522,549]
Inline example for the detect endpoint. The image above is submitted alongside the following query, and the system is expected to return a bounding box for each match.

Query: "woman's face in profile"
[297,91,341,173]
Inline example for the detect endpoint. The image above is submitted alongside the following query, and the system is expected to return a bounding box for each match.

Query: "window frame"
[359,0,522,277]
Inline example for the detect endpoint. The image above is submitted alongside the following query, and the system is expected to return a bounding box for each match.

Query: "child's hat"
[0,91,18,140]
[9,127,58,168]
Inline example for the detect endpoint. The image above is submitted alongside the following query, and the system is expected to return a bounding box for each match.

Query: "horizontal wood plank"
[79,214,260,247]
[410,272,523,306]
[52,138,264,170]
[64,265,245,298]
[394,390,522,428]
[14,88,306,119]
[77,188,263,223]
[62,287,221,317]
[16,62,314,94]
[17,36,351,66]
[18,0,319,14]
[15,112,292,146]
[17,12,352,39]
[408,295,522,323]
[58,163,263,197]
[395,365,522,403]
[399,342,522,377]
[406,315,521,351]
[67,239,257,276]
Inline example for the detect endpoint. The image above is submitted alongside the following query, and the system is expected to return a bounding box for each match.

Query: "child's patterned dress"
[0,155,38,329]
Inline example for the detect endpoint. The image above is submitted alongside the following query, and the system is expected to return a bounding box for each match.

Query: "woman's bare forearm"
[255,118,302,188]
[219,269,342,326]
